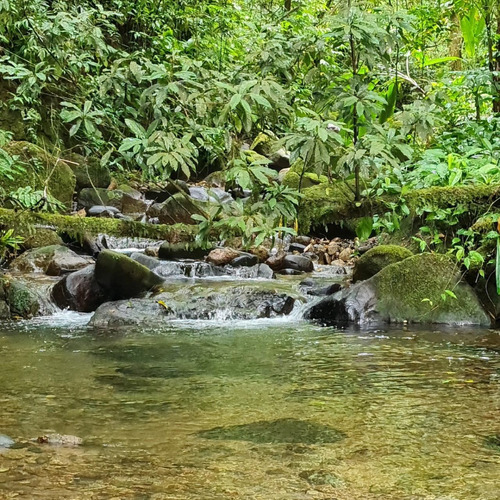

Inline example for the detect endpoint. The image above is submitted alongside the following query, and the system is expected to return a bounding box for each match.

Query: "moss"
[2,141,76,209]
[3,277,40,318]
[250,132,275,157]
[0,208,197,244]
[66,153,111,190]
[373,253,489,325]
[353,245,413,282]
[23,228,63,249]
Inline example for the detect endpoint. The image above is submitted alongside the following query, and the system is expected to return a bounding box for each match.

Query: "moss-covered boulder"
[306,253,490,326]
[5,278,40,317]
[9,245,92,276]
[251,132,290,170]
[353,245,413,282]
[1,141,76,209]
[65,153,111,190]
[22,229,63,249]
[95,250,164,299]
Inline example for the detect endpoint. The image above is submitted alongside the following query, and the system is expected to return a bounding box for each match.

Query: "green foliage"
[0,229,23,260]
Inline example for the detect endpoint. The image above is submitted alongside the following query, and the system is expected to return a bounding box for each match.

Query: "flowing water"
[0,309,499,499]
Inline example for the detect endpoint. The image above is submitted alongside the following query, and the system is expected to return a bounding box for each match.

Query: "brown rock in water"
[37,434,82,447]
[339,248,353,262]
[207,248,240,266]
[266,250,286,271]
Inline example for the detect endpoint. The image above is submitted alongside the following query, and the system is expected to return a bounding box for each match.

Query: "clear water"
[0,313,499,499]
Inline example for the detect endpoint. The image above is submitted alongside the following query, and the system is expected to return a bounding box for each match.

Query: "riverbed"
[0,313,498,499]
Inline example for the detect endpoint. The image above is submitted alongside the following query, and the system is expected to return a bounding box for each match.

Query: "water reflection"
[0,320,498,499]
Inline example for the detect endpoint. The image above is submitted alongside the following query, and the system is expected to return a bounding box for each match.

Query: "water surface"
[0,314,498,499]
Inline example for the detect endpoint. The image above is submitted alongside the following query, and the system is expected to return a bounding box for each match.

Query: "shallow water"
[0,314,499,499]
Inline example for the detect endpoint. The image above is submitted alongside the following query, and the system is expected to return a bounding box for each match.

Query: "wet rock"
[207,247,240,266]
[230,253,259,267]
[289,243,306,253]
[276,268,303,276]
[87,205,120,218]
[266,250,286,271]
[307,283,342,296]
[5,278,41,317]
[158,242,210,261]
[51,265,107,312]
[89,285,296,326]
[306,253,490,326]
[121,194,149,215]
[197,418,345,444]
[353,244,413,283]
[282,255,314,273]
[10,245,92,276]
[225,263,274,279]
[95,250,164,300]
[130,252,161,271]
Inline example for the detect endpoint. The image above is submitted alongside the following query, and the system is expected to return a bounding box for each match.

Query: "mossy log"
[0,208,197,243]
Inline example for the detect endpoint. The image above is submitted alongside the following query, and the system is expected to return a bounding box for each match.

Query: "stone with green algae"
[353,244,413,282]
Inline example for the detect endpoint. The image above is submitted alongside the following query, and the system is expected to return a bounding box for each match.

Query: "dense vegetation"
[2,0,500,269]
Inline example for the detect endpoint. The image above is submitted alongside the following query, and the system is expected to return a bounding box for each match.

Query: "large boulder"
[51,265,108,312]
[77,188,124,210]
[305,253,490,326]
[353,245,413,282]
[147,192,207,225]
[89,285,296,327]
[65,153,111,190]
[9,245,92,276]
[0,276,41,318]
[94,250,164,299]
[282,255,314,273]
[1,141,76,209]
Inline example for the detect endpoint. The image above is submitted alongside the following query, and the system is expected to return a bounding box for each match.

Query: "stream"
[0,272,499,499]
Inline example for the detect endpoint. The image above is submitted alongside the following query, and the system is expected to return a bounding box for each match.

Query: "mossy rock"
[353,245,413,282]
[250,132,289,170]
[1,141,76,209]
[3,277,40,318]
[65,153,111,190]
[22,228,63,249]
[306,253,490,326]
[95,250,164,299]
[77,187,125,210]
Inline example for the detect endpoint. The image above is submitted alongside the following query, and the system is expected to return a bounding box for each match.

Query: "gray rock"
[282,255,314,273]
[130,252,161,271]
[51,265,108,312]
[230,253,259,267]
[87,205,120,217]
[289,243,306,253]
[276,268,303,276]
[10,245,93,276]
[77,188,124,210]
[147,192,207,225]
[158,242,210,261]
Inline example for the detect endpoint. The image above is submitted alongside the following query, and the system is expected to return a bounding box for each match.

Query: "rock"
[338,247,353,262]
[278,168,289,183]
[147,192,207,225]
[327,242,341,256]
[294,236,311,246]
[230,253,259,267]
[158,242,210,260]
[306,253,490,326]
[78,187,124,210]
[5,278,40,317]
[51,265,107,312]
[1,141,76,209]
[255,263,274,279]
[121,194,149,215]
[37,434,82,447]
[66,153,111,190]
[89,285,296,327]
[87,205,120,217]
[307,283,342,296]
[144,181,189,203]
[130,252,161,271]
[207,247,240,266]
[289,243,306,253]
[353,245,413,282]
[189,186,233,204]
[9,245,92,276]
[282,255,314,273]
[249,245,269,262]
[23,229,63,249]
[95,250,164,300]
[251,132,290,170]
[266,250,286,271]
[357,237,378,255]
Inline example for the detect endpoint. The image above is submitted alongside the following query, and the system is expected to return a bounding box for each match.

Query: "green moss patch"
[353,245,413,282]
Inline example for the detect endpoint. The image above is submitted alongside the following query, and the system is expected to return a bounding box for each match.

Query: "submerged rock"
[353,244,413,282]
[95,250,164,300]
[9,245,92,276]
[36,434,82,447]
[197,418,345,444]
[306,253,490,326]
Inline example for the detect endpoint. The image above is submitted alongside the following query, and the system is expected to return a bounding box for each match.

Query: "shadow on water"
[197,418,346,444]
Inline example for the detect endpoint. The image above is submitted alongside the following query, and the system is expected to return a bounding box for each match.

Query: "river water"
[0,311,499,499]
